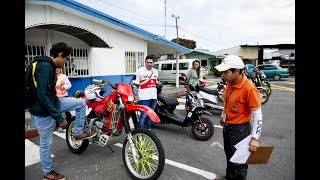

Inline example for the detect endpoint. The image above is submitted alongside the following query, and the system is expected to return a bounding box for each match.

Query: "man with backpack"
[28,42,96,180]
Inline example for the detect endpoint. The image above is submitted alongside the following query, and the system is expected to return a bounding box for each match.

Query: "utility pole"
[164,0,166,38]
[172,14,180,45]
[172,14,180,87]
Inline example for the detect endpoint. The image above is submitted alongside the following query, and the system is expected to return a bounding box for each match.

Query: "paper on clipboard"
[230,135,252,164]
[246,146,274,164]
[230,135,274,164]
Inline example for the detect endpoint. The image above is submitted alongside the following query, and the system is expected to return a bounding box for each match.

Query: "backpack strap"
[32,62,38,88]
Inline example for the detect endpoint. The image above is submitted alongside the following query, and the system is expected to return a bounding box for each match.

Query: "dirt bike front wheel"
[66,117,89,154]
[122,128,165,180]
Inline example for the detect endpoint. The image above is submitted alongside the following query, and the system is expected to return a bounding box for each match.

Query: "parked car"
[256,64,289,80]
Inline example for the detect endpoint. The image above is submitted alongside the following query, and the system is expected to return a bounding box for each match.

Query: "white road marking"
[214,125,223,128]
[53,131,66,139]
[177,98,186,103]
[210,142,224,148]
[165,159,216,179]
[25,139,55,167]
[176,104,186,110]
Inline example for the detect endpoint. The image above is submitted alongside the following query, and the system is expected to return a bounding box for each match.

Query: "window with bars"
[125,51,145,73]
[64,47,90,77]
[25,44,90,77]
[25,44,46,70]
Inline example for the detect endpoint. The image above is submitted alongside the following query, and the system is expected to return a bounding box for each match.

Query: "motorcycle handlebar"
[92,79,117,89]
[92,79,104,84]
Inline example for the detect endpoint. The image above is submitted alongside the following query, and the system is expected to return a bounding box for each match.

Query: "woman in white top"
[186,60,205,92]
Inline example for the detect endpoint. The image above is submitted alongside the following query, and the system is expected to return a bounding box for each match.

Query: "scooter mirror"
[132,75,136,80]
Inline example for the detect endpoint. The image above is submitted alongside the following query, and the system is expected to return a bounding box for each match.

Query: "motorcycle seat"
[158,94,179,107]
[199,87,218,95]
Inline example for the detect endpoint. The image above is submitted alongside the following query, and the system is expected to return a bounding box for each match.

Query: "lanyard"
[225,87,235,108]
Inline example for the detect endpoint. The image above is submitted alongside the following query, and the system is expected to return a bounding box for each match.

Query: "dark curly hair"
[50,42,73,58]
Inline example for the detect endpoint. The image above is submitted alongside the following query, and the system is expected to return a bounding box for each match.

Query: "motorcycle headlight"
[127,95,134,102]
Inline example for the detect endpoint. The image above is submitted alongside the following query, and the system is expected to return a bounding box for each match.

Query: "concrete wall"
[215,46,258,59]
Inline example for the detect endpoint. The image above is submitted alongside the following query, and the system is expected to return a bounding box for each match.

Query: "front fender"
[126,104,160,123]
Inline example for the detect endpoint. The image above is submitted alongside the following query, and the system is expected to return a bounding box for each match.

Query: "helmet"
[84,84,104,101]
[199,80,206,87]
[215,55,245,72]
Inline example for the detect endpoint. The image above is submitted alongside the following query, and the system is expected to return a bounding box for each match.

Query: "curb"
[25,127,58,139]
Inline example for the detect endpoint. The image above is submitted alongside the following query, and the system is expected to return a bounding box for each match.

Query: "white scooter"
[198,86,224,111]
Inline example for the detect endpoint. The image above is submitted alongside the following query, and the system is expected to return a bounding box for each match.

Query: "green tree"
[171,38,196,49]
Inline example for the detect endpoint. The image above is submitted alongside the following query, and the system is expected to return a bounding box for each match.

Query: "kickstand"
[107,145,115,153]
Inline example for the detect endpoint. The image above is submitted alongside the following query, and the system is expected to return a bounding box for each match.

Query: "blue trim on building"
[40,0,190,53]
[68,74,135,98]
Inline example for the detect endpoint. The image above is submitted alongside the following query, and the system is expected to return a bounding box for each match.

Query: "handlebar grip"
[92,79,103,83]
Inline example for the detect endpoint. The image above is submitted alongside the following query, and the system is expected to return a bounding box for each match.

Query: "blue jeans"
[30,97,86,173]
[138,99,157,129]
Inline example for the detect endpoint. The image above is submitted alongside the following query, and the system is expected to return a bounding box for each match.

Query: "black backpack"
[24,62,38,109]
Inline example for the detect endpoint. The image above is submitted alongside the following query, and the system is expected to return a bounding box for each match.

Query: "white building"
[25,0,190,95]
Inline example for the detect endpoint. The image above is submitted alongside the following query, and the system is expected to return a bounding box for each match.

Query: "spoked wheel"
[66,119,89,154]
[217,88,224,102]
[122,128,165,180]
[191,118,214,141]
[258,88,269,105]
[262,81,271,95]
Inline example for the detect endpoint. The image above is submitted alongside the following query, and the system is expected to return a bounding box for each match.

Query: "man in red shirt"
[215,55,263,180]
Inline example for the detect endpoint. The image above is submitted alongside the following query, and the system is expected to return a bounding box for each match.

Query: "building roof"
[26,0,190,55]
[190,49,226,58]
[240,44,295,49]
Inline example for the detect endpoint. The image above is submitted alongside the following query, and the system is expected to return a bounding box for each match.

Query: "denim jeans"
[223,122,251,180]
[30,97,86,173]
[138,99,157,129]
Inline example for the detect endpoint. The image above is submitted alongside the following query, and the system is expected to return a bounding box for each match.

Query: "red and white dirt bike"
[67,78,165,180]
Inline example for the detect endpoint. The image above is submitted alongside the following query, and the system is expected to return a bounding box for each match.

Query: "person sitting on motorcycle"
[244,63,256,78]
[186,60,205,92]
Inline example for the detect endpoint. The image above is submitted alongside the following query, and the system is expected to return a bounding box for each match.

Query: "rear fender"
[126,105,160,123]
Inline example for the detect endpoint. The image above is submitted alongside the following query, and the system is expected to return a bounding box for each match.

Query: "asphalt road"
[25,77,295,180]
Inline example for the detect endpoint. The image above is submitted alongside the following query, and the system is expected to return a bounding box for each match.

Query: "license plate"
[187,112,192,118]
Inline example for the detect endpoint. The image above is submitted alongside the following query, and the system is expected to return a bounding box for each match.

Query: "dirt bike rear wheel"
[122,128,165,180]
[191,117,214,141]
[66,118,89,154]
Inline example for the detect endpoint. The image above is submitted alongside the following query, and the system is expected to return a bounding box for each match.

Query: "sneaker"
[44,170,66,180]
[74,131,97,141]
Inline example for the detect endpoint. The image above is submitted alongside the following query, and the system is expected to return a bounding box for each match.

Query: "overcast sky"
[75,0,295,52]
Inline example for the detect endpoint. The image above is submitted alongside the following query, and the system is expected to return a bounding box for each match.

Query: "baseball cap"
[215,55,245,72]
